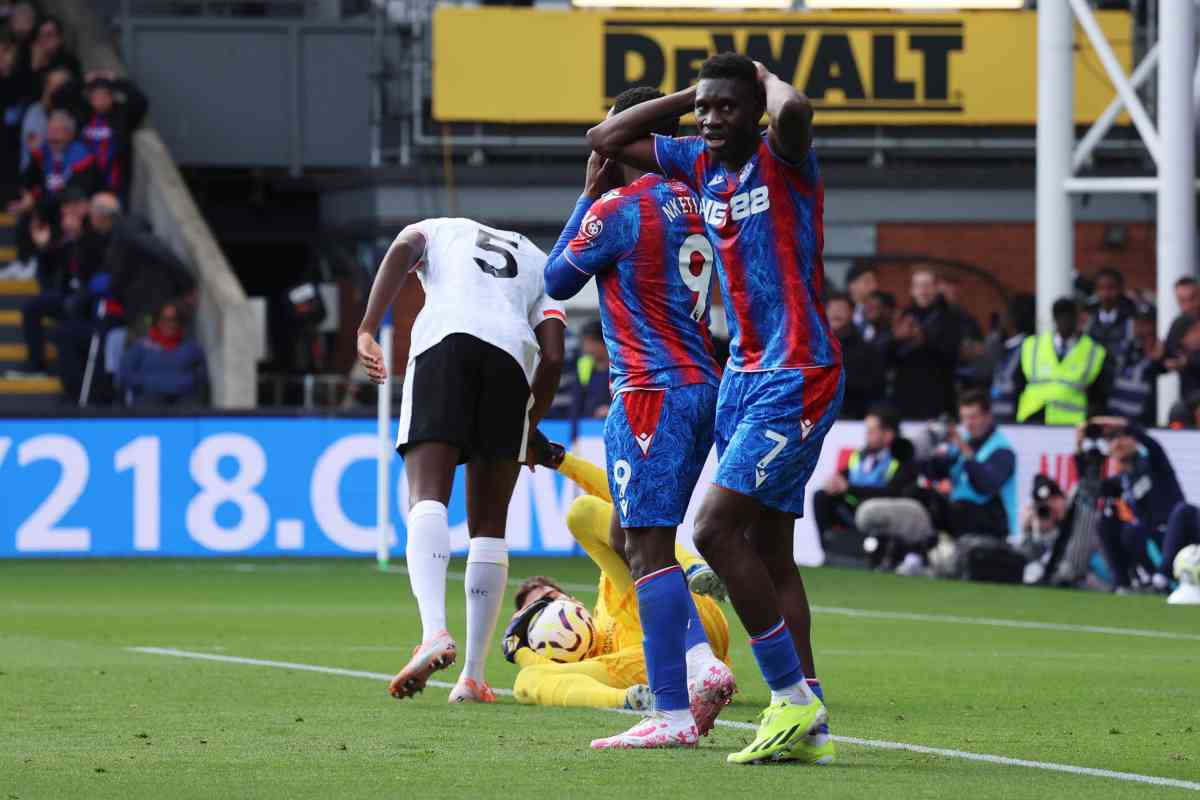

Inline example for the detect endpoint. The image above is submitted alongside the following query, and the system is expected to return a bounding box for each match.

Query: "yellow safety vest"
[1016,333,1106,425]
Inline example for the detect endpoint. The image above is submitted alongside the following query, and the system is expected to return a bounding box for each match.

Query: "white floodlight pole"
[1157,0,1197,422]
[1036,0,1076,332]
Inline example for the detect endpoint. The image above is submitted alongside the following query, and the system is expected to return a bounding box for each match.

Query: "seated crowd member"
[856,390,1017,576]
[505,436,733,731]
[117,301,206,406]
[813,404,916,565]
[1093,417,1187,594]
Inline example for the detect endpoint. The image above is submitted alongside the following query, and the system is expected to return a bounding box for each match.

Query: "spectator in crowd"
[890,267,963,420]
[1085,267,1137,356]
[0,31,32,192]
[25,15,79,97]
[828,291,885,420]
[845,262,877,333]
[18,65,69,173]
[991,293,1036,421]
[80,71,147,199]
[118,302,207,406]
[856,390,1018,575]
[1165,276,1198,355]
[1015,297,1111,425]
[1093,416,1186,594]
[813,404,916,566]
[7,188,94,376]
[17,107,98,204]
[6,1,34,51]
[862,288,894,346]
[89,191,195,328]
[1108,308,1165,427]
[570,319,610,420]
[1164,316,1200,401]
[937,271,983,342]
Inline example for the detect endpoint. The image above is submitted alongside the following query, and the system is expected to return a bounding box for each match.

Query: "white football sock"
[658,707,695,726]
[406,500,450,641]
[462,536,508,683]
[770,681,816,706]
[685,641,718,679]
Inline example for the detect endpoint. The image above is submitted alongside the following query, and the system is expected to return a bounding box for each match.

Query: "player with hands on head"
[357,216,565,705]
[587,54,840,765]
[543,86,734,749]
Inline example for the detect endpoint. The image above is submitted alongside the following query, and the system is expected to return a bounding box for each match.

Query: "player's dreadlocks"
[612,86,680,138]
[698,51,766,107]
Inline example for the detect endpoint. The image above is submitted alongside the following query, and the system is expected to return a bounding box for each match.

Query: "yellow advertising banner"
[432,8,1130,125]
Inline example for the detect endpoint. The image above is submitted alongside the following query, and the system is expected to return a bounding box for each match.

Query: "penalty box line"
[129,646,1200,793]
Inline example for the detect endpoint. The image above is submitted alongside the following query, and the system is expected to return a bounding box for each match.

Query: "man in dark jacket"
[1093,417,1186,593]
[80,72,148,200]
[828,292,886,420]
[89,191,195,328]
[10,188,94,376]
[890,268,963,420]
[1085,267,1137,357]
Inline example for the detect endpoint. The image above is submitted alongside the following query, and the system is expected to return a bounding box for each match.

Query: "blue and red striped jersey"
[564,174,720,394]
[653,131,840,373]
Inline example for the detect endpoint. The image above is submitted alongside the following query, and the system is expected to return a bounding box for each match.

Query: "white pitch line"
[809,605,1200,642]
[382,563,1200,643]
[129,646,1200,793]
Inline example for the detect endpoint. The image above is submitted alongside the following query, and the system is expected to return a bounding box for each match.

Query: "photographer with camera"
[813,404,917,566]
[857,390,1018,577]
[1090,417,1186,594]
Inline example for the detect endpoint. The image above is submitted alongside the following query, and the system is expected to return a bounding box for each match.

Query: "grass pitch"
[2,558,1198,799]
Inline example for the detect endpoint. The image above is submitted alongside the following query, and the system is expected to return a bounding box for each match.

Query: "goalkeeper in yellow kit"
[504,438,735,734]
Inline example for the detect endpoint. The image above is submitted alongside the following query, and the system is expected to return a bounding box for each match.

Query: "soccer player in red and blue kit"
[543,87,737,750]
[589,53,842,764]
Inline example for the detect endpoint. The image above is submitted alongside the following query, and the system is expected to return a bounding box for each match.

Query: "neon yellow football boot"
[726,698,828,765]
[786,729,836,765]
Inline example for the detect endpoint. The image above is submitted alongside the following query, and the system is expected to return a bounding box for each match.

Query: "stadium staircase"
[0,212,62,410]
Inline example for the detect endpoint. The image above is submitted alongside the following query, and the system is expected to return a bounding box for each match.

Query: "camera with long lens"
[1075,422,1109,483]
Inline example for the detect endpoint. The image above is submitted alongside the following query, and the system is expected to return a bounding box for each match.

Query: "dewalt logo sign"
[433,9,1130,126]
[602,19,963,116]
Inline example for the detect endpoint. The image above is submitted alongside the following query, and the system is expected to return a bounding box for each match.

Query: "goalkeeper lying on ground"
[504,436,734,728]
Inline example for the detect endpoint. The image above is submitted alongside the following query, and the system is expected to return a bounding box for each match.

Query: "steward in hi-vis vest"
[1015,297,1111,426]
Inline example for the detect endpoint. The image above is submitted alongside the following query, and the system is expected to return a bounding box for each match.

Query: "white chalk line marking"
[129,646,1200,792]
[380,564,1200,643]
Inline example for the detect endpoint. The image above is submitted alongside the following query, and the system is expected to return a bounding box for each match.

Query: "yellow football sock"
[565,495,633,596]
[674,544,707,576]
[559,452,612,502]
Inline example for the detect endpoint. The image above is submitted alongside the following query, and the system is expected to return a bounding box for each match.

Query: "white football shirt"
[406,218,566,383]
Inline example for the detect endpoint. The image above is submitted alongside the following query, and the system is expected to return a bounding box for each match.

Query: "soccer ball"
[526,598,596,662]
[1168,544,1200,605]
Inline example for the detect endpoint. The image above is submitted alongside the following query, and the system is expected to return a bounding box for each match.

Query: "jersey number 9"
[677,234,714,322]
